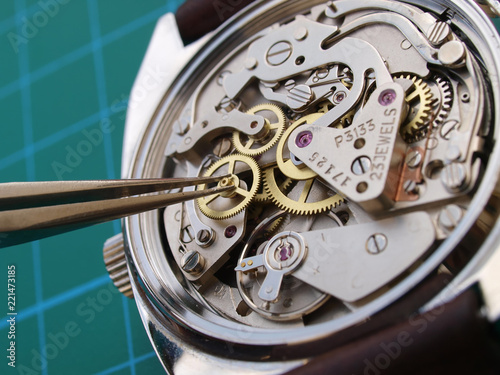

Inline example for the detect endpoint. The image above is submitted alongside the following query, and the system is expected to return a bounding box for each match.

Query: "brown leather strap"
[175,0,257,44]
[285,285,500,375]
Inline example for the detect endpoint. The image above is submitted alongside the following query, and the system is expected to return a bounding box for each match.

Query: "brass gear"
[399,74,433,139]
[317,101,332,114]
[197,154,261,220]
[264,167,344,216]
[255,166,293,203]
[276,113,323,181]
[266,216,285,235]
[233,104,286,156]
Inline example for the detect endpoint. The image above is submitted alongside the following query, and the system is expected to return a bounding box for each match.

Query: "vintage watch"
[103,0,500,373]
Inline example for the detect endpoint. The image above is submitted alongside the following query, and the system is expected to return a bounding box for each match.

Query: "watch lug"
[424,218,500,323]
[122,14,209,177]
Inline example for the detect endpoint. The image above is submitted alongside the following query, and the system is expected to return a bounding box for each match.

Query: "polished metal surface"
[118,0,500,373]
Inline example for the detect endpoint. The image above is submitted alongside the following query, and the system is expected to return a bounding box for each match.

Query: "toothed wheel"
[233,104,286,156]
[430,75,453,127]
[254,167,293,203]
[197,154,261,220]
[398,74,433,140]
[264,167,344,216]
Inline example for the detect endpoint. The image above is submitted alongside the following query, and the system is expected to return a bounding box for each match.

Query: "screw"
[405,149,422,169]
[440,119,461,140]
[403,180,419,195]
[428,21,451,46]
[196,229,213,247]
[181,251,205,275]
[224,225,237,238]
[352,156,372,176]
[266,41,293,66]
[283,298,293,308]
[441,162,467,192]
[295,131,313,148]
[379,89,397,106]
[366,234,388,255]
[213,137,232,157]
[438,204,464,231]
[287,84,314,111]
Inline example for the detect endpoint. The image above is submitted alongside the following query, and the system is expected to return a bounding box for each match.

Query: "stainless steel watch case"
[115,0,500,373]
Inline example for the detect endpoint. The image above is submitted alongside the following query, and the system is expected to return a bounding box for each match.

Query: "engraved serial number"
[308,152,351,187]
[334,119,376,148]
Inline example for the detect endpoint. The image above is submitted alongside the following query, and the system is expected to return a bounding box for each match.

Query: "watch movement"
[103,0,500,373]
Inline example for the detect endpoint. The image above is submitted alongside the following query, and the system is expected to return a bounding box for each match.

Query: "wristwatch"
[103,0,500,373]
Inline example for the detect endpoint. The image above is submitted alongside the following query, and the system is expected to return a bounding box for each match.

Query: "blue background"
[0,1,184,374]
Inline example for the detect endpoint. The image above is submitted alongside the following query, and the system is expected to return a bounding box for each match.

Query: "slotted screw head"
[181,251,205,275]
[366,234,388,255]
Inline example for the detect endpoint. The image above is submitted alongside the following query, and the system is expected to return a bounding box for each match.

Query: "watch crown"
[103,233,133,298]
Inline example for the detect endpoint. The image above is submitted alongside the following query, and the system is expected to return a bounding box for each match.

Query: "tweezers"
[0,175,233,248]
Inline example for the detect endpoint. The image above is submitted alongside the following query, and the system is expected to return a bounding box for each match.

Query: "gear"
[317,101,332,114]
[264,167,344,216]
[197,154,261,220]
[430,75,453,127]
[266,216,285,235]
[398,74,433,140]
[276,113,323,181]
[233,104,286,156]
[255,167,293,203]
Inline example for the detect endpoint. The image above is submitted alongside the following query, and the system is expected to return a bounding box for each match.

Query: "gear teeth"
[263,168,344,216]
[255,171,292,203]
[197,154,261,220]
[433,76,453,126]
[233,103,286,156]
[398,74,434,140]
[265,216,286,235]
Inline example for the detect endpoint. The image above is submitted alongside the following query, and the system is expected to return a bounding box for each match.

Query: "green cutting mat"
[0,1,184,374]
[1,1,499,374]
